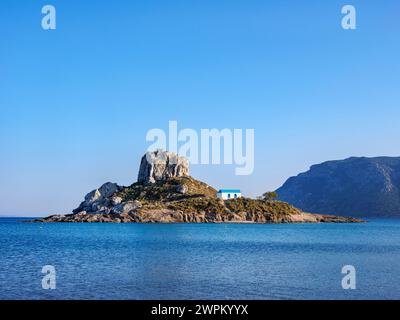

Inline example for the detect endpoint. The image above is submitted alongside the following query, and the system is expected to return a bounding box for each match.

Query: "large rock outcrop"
[73,182,123,214]
[276,157,400,217]
[137,150,189,184]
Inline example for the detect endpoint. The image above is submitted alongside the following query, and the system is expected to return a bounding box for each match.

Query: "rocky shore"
[36,209,362,223]
[33,150,363,224]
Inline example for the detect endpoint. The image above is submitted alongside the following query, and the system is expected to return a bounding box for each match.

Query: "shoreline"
[30,211,364,224]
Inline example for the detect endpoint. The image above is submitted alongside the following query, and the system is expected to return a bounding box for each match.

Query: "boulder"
[73,182,122,214]
[137,150,189,184]
[176,184,188,194]
[111,201,141,215]
[111,195,123,205]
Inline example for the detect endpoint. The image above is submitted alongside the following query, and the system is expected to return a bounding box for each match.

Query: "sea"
[0,217,399,300]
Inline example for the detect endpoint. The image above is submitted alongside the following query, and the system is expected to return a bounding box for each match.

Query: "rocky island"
[35,150,362,223]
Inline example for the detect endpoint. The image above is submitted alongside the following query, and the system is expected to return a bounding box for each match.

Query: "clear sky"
[1,0,399,216]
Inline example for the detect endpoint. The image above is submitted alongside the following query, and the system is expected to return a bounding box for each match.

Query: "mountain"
[276,157,400,218]
[35,150,360,223]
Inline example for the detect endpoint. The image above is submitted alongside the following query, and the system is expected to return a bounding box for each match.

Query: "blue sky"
[1,0,399,216]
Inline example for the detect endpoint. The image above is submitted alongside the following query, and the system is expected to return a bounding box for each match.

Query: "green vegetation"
[114,176,302,222]
[167,197,227,214]
[262,191,278,201]
[116,176,217,202]
[224,197,301,217]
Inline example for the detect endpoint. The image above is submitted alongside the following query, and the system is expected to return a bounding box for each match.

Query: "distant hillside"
[276,157,400,217]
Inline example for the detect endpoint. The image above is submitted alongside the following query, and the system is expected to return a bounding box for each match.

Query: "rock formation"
[72,182,122,214]
[137,150,189,184]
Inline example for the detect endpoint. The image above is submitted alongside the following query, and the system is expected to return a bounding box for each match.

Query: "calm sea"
[0,218,399,300]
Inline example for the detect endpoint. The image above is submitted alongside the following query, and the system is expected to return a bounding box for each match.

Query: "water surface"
[0,218,399,299]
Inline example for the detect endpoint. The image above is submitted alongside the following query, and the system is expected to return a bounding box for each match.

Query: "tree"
[262,191,278,201]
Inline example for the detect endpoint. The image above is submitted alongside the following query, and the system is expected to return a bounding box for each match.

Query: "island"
[35,150,362,223]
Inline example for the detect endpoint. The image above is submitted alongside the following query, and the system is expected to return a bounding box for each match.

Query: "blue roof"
[218,189,241,193]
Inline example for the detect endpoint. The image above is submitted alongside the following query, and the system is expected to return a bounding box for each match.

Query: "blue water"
[0,218,399,300]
